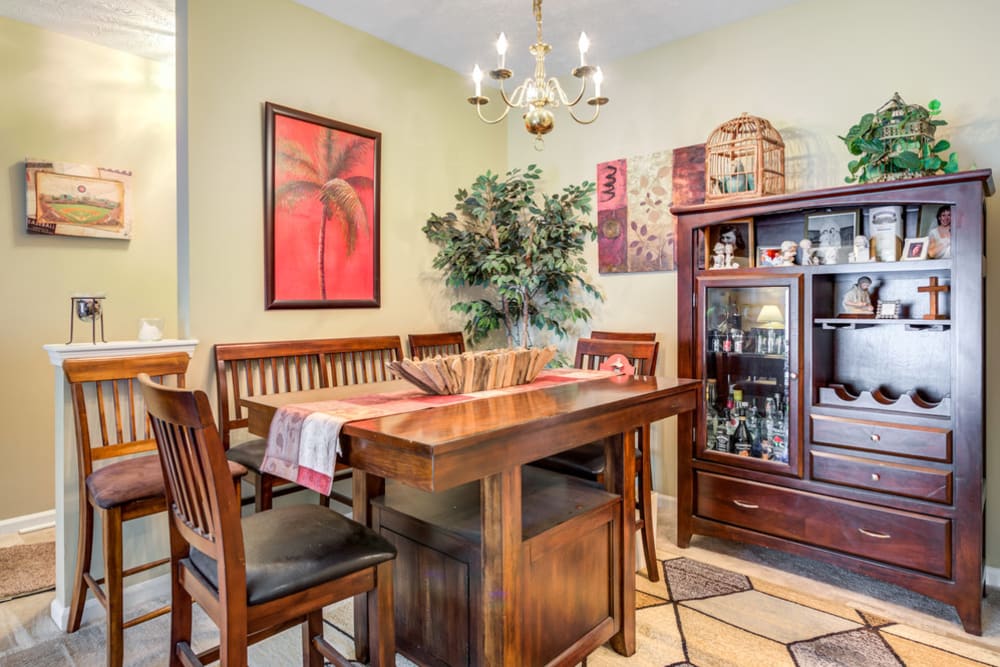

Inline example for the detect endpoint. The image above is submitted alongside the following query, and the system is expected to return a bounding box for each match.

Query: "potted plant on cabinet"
[840,93,959,184]
[424,165,603,348]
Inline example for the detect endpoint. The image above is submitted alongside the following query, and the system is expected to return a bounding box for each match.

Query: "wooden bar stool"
[407,331,465,359]
[63,353,245,667]
[139,374,397,666]
[530,337,662,582]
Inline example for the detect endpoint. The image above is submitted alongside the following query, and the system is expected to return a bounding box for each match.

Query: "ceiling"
[0,0,802,75]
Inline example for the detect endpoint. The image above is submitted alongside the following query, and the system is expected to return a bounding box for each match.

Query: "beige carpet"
[2,550,998,665]
[0,542,55,601]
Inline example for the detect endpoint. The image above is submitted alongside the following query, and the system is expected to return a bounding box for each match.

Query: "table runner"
[261,367,615,495]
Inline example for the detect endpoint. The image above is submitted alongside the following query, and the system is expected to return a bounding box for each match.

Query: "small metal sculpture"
[68,296,106,344]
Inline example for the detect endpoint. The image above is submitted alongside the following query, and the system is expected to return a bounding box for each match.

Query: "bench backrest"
[214,336,404,448]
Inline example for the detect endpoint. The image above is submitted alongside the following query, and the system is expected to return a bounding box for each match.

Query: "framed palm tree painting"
[264,102,380,308]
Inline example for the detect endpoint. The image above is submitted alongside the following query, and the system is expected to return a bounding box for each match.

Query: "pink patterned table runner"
[261,368,615,495]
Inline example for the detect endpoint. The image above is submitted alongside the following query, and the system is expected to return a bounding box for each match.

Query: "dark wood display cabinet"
[672,170,993,634]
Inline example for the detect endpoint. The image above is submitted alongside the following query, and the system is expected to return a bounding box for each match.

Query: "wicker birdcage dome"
[705,112,785,201]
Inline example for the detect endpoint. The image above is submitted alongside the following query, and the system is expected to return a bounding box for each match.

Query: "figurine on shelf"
[798,238,818,265]
[848,235,870,263]
[711,241,738,269]
[779,240,798,266]
[841,276,874,316]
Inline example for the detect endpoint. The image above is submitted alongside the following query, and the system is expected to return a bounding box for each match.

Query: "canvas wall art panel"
[25,158,132,239]
[596,150,676,274]
[264,102,380,309]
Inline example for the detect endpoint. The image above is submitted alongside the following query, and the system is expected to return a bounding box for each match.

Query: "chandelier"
[467,0,609,149]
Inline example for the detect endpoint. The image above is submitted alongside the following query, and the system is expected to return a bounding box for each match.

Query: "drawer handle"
[870,433,881,442]
[733,499,759,510]
[858,528,891,539]
[871,473,880,481]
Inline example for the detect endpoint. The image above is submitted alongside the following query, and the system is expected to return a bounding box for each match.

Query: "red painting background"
[273,114,376,302]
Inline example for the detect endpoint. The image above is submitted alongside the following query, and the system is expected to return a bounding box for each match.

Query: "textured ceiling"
[0,0,174,62]
[0,0,802,73]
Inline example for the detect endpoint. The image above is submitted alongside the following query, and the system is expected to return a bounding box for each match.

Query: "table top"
[242,375,700,492]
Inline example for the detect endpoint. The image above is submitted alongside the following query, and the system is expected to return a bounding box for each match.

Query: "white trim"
[50,572,170,631]
[44,339,199,366]
[0,509,56,537]
[986,565,1000,589]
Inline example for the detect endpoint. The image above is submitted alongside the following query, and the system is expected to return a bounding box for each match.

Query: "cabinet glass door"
[698,277,800,475]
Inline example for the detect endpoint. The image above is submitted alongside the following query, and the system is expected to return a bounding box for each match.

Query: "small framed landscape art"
[903,237,929,260]
[919,204,952,259]
[25,158,132,239]
[705,218,753,270]
[804,210,859,265]
[264,102,381,309]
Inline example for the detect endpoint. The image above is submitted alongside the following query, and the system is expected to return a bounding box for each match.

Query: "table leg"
[606,430,636,656]
[481,466,522,666]
[353,470,385,664]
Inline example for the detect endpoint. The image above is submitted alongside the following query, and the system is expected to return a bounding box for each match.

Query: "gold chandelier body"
[468,0,609,148]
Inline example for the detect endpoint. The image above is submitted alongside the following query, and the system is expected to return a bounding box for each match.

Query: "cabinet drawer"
[811,414,951,462]
[695,472,950,577]
[811,450,952,504]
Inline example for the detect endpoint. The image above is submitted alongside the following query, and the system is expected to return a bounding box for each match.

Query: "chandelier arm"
[474,100,513,125]
[566,103,603,125]
[548,77,587,108]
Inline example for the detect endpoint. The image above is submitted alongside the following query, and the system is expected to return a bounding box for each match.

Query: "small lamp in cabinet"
[755,304,785,355]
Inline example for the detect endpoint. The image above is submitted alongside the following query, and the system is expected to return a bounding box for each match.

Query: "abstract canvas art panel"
[596,150,676,274]
[264,102,381,309]
[25,158,132,240]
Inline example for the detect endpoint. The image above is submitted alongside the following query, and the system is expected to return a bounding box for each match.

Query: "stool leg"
[102,507,124,667]
[368,560,395,667]
[169,559,192,667]
[67,496,94,632]
[638,425,659,583]
[302,610,324,667]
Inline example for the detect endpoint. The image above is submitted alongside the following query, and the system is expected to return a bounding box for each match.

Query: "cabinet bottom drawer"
[695,472,951,577]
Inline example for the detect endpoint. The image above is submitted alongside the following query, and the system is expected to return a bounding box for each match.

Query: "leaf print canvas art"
[596,150,676,273]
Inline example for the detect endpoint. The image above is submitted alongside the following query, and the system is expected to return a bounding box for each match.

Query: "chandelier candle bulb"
[473,64,483,97]
[593,67,603,97]
[578,32,589,66]
[496,32,508,68]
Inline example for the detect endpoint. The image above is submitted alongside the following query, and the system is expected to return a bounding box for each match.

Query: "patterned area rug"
[583,557,1000,667]
[2,553,997,665]
[0,542,55,601]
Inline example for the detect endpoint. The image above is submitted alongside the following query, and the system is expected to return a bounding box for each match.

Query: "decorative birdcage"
[872,93,936,182]
[705,113,785,201]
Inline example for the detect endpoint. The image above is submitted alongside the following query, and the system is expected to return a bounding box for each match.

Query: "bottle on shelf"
[730,408,753,456]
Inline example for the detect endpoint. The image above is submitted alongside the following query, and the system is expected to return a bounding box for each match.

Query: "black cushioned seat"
[224,438,267,472]
[529,442,604,479]
[189,505,396,605]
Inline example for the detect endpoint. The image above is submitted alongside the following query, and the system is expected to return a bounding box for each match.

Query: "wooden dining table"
[242,373,699,666]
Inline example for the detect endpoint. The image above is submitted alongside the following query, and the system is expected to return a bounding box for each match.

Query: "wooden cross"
[918,277,949,320]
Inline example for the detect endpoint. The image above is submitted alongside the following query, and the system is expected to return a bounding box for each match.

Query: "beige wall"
[509,0,1000,563]
[185,0,505,395]
[0,18,176,519]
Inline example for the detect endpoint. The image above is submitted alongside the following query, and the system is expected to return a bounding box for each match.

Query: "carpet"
[2,553,998,665]
[0,542,55,601]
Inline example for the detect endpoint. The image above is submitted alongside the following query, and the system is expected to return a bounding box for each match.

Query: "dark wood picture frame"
[704,218,754,269]
[264,102,381,309]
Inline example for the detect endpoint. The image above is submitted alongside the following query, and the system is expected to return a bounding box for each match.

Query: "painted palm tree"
[275,128,372,299]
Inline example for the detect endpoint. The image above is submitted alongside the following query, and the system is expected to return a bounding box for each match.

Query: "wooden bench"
[214,335,404,511]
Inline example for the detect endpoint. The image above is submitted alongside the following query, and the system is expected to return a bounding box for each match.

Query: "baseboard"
[986,565,1000,589]
[0,509,56,537]
[49,572,170,631]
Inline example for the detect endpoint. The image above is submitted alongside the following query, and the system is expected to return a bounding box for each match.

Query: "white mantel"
[44,339,197,630]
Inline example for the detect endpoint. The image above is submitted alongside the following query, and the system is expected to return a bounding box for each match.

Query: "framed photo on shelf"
[756,246,782,267]
[805,210,859,265]
[876,299,901,319]
[918,204,952,259]
[705,218,753,269]
[902,237,929,260]
[264,102,381,309]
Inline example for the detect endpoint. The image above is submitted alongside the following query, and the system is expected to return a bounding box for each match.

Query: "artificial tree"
[424,165,603,348]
